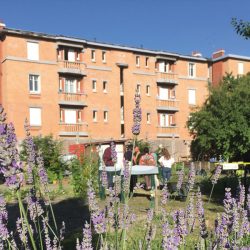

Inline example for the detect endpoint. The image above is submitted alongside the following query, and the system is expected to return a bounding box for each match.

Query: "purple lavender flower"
[42,217,52,250]
[80,222,93,250]
[118,203,136,230]
[247,187,250,215]
[162,221,178,250]
[172,209,188,246]
[0,109,24,190]
[211,164,222,185]
[176,169,184,191]
[26,188,44,222]
[161,183,170,205]
[188,162,196,191]
[122,160,130,194]
[110,141,117,164]
[131,91,142,135]
[0,195,10,242]
[16,217,28,246]
[196,188,208,239]
[36,150,49,188]
[101,167,108,188]
[186,193,195,232]
[87,180,106,234]
[24,119,36,184]
[237,184,245,209]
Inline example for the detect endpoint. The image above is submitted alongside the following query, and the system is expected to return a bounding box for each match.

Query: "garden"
[1,73,250,249]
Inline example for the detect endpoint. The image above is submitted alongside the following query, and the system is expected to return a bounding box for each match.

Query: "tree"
[187,74,250,161]
[20,134,67,183]
[232,18,250,39]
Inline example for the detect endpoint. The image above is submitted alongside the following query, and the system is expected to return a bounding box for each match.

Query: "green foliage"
[232,18,250,39]
[70,152,99,199]
[20,134,67,182]
[187,74,250,161]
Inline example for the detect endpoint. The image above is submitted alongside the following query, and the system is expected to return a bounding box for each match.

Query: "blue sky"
[1,0,250,58]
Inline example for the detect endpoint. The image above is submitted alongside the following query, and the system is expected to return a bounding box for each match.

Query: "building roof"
[0,26,208,62]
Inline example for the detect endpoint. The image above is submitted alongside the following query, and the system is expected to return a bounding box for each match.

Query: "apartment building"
[2,22,247,158]
[212,49,250,86]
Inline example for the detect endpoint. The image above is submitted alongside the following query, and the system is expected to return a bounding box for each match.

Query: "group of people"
[102,143,175,190]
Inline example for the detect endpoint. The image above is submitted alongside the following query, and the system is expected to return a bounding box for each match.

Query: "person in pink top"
[139,147,156,190]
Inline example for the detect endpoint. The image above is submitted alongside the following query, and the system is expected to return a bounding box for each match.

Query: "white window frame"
[29,107,41,126]
[104,111,108,122]
[136,84,141,94]
[91,50,96,62]
[102,51,106,63]
[159,113,169,127]
[146,85,150,96]
[65,78,77,93]
[29,74,40,94]
[27,41,39,61]
[103,81,108,93]
[188,89,196,105]
[188,62,196,77]
[92,80,97,92]
[136,56,140,67]
[93,110,97,122]
[158,86,169,100]
[238,62,244,75]
[147,113,151,124]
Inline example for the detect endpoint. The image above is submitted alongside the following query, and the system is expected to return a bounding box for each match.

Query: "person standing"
[102,143,114,187]
[158,148,174,184]
[139,147,156,190]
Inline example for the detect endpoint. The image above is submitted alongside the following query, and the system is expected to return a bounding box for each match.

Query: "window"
[146,85,150,95]
[102,51,106,63]
[145,57,149,67]
[159,113,169,127]
[136,84,141,94]
[29,107,41,126]
[136,56,140,66]
[64,109,76,124]
[104,111,108,122]
[188,89,196,105]
[158,86,169,100]
[93,111,97,121]
[27,42,39,60]
[170,89,176,99]
[91,50,96,61]
[92,80,97,92]
[147,113,151,124]
[103,81,107,92]
[238,62,244,75]
[77,110,82,122]
[188,63,196,77]
[29,75,40,94]
[65,79,77,93]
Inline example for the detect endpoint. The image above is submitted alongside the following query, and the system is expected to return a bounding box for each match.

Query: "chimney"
[192,51,202,57]
[212,49,225,59]
[0,19,6,30]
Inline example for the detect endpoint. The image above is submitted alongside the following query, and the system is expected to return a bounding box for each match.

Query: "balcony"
[59,122,88,137]
[156,98,179,112]
[58,60,87,76]
[58,92,87,106]
[157,126,179,138]
[156,72,178,85]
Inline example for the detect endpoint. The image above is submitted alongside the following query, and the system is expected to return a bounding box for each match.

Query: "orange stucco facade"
[1,24,249,158]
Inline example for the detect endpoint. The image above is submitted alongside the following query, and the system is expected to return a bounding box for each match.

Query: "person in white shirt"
[158,148,174,183]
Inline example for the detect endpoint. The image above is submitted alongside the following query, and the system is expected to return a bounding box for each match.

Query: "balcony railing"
[157,126,179,138]
[59,122,88,136]
[156,72,178,84]
[156,98,179,111]
[58,92,87,106]
[58,60,86,75]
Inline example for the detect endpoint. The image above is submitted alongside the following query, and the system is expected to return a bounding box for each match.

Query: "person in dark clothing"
[124,145,133,162]
[102,144,114,187]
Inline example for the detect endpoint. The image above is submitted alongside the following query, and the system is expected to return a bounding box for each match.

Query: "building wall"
[0,28,213,159]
